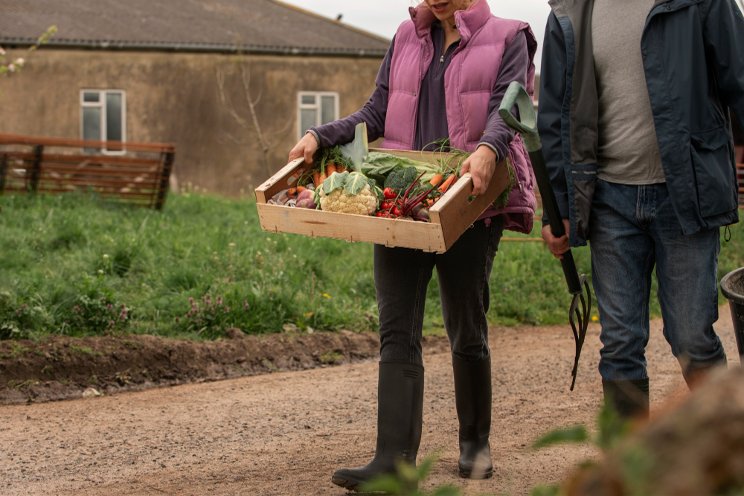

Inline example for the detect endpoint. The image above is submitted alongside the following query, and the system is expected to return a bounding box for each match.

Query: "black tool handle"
[498,82,582,295]
[529,151,583,295]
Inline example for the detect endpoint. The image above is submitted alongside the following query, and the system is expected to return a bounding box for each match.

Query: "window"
[80,90,126,153]
[297,92,339,139]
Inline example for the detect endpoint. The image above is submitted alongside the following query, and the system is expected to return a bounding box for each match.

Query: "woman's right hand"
[541,219,570,260]
[288,132,319,164]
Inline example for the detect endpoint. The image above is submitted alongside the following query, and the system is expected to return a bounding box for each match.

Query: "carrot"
[429,173,444,187]
[312,170,321,187]
[287,187,298,198]
[335,164,346,173]
[326,162,338,176]
[438,174,457,193]
[296,185,306,193]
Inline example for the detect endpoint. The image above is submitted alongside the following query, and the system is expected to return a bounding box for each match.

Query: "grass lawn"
[1,192,742,340]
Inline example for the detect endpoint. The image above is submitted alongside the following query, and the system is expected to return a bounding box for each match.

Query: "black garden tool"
[499,81,592,390]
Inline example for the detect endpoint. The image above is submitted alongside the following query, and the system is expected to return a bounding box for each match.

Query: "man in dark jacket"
[537,0,744,418]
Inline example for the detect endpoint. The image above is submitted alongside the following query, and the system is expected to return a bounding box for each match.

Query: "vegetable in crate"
[295,188,317,209]
[361,150,463,187]
[316,171,379,215]
[383,166,420,193]
[268,189,290,205]
[311,145,354,187]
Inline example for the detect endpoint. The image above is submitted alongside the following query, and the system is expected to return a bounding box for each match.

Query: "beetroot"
[295,188,317,209]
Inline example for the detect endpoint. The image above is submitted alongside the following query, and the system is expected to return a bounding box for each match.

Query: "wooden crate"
[254,149,511,253]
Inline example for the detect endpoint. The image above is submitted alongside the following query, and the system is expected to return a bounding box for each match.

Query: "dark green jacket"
[538,0,744,246]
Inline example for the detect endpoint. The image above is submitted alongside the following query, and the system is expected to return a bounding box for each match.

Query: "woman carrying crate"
[288,0,536,489]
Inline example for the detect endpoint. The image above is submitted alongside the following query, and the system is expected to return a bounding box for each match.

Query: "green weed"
[319,351,344,365]
[528,402,649,496]
[361,455,461,496]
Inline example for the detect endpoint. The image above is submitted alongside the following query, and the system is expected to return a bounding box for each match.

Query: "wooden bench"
[0,134,175,210]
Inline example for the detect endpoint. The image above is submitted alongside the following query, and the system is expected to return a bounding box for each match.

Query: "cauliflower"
[317,171,378,215]
[318,186,377,215]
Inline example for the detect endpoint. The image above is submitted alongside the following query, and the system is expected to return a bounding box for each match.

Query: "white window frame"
[297,91,339,140]
[80,89,127,155]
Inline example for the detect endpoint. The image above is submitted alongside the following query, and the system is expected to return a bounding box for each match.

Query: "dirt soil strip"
[0,309,737,496]
[0,329,417,405]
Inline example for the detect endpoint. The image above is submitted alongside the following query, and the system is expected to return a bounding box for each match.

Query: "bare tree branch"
[217,59,293,178]
[216,69,250,130]
[239,65,270,156]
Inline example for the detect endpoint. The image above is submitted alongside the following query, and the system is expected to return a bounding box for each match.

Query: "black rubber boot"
[452,355,493,479]
[331,361,424,492]
[602,379,650,420]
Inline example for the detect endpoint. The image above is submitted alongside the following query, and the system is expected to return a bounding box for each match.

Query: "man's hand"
[459,145,497,196]
[288,132,319,164]
[541,219,570,260]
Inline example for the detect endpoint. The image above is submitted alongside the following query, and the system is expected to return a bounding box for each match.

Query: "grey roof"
[0,0,391,57]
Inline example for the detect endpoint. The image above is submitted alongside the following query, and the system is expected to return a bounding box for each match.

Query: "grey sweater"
[592,0,665,184]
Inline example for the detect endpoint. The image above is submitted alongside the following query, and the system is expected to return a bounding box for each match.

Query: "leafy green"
[360,455,459,496]
[338,122,369,171]
[530,485,561,496]
[320,170,349,195]
[344,172,371,196]
[365,152,439,172]
[361,152,439,186]
[319,171,372,197]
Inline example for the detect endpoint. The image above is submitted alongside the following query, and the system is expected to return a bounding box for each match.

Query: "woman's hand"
[541,219,570,259]
[288,132,319,164]
[459,145,496,196]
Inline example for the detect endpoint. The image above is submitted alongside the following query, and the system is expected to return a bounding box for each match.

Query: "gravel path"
[0,308,737,496]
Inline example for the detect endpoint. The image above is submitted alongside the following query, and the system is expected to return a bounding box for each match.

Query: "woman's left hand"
[459,145,496,196]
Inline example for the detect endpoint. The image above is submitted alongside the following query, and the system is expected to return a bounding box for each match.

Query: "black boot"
[452,355,493,479]
[331,361,424,491]
[681,360,727,389]
[602,379,650,420]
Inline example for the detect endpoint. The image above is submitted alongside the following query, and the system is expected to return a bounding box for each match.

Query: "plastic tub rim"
[721,267,744,304]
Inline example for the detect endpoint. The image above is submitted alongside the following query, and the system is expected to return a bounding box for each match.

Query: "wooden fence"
[0,134,175,210]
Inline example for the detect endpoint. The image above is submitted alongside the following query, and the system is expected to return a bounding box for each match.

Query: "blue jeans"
[589,180,726,381]
[374,218,503,365]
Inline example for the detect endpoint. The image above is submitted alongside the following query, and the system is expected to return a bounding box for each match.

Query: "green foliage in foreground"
[361,455,461,496]
[529,401,640,496]
[1,192,743,339]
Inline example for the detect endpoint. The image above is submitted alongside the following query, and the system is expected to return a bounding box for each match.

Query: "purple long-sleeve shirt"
[311,21,530,162]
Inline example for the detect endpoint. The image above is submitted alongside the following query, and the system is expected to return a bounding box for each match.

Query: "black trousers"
[373,217,503,365]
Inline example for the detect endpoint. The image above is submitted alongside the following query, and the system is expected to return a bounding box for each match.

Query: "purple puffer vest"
[382,0,537,234]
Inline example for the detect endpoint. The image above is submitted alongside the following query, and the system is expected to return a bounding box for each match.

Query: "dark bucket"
[721,267,744,364]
